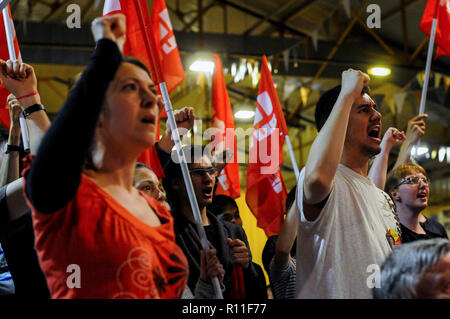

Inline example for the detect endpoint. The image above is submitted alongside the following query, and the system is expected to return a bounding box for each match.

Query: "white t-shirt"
[295,164,399,299]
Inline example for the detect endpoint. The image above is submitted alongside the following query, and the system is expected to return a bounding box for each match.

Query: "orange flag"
[246,55,288,237]
[211,54,240,199]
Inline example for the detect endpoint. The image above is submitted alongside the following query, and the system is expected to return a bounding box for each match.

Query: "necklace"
[382,191,402,238]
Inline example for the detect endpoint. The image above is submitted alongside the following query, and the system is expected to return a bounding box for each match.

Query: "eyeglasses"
[395,176,430,188]
[189,167,217,178]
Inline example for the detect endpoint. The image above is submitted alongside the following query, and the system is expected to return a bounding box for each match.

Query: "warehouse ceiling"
[5,0,450,205]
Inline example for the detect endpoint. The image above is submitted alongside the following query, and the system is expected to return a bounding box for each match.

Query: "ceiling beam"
[241,0,299,36]
[214,0,309,38]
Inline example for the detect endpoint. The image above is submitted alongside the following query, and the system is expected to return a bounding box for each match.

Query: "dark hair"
[123,57,151,77]
[210,194,238,216]
[162,144,213,206]
[84,57,152,171]
[315,85,370,131]
[135,162,152,170]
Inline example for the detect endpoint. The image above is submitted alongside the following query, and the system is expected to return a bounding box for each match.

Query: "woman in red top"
[0,14,188,298]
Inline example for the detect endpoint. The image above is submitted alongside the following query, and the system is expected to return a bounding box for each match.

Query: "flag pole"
[2,5,30,152]
[134,0,223,299]
[413,17,437,157]
[418,18,437,115]
[285,135,299,181]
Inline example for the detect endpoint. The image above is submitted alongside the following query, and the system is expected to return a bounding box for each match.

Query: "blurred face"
[392,171,430,212]
[99,62,163,151]
[345,93,382,157]
[217,203,242,227]
[415,252,450,299]
[134,166,170,210]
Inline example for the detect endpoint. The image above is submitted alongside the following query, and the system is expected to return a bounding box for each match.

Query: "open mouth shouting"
[367,125,381,144]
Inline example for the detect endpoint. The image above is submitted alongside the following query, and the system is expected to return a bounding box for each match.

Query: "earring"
[92,137,105,169]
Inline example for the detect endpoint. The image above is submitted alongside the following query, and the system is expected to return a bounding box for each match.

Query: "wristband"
[22,103,46,118]
[2,143,22,154]
[17,91,39,100]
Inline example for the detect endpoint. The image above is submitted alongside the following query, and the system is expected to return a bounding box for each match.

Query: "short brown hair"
[385,164,427,192]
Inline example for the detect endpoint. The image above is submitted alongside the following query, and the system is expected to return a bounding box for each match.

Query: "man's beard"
[363,144,381,157]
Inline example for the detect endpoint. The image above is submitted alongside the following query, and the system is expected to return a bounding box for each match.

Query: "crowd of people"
[0,14,448,299]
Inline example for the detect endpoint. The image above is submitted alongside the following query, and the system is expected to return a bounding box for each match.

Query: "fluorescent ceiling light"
[235,110,255,119]
[368,67,391,76]
[189,60,214,73]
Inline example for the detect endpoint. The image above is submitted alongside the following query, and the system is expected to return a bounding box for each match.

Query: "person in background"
[134,162,170,210]
[262,186,297,299]
[0,93,50,297]
[163,145,267,299]
[385,164,448,243]
[210,194,242,227]
[210,194,267,298]
[367,113,447,243]
[373,238,450,299]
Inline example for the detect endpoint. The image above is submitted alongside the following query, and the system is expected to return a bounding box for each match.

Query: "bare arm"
[368,128,405,189]
[0,95,22,186]
[303,70,370,221]
[393,114,427,169]
[273,201,298,269]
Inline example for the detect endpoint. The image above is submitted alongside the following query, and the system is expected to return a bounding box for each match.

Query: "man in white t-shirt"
[296,69,401,299]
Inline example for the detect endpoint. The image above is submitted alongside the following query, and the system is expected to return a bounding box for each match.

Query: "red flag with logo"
[0,5,21,130]
[211,54,240,199]
[103,0,183,175]
[420,0,450,57]
[151,0,185,93]
[245,55,288,237]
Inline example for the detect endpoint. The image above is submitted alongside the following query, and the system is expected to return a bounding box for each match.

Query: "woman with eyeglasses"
[385,164,448,243]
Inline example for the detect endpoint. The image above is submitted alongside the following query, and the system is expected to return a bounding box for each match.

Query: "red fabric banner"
[420,0,450,57]
[245,56,288,237]
[211,54,241,199]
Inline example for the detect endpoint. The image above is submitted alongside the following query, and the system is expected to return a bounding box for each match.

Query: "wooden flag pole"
[134,0,223,299]
[2,4,30,152]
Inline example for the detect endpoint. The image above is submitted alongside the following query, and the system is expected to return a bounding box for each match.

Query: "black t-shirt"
[401,217,449,243]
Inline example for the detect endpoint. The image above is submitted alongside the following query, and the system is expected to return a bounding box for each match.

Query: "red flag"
[151,0,185,93]
[420,0,450,57]
[103,0,181,172]
[211,54,240,199]
[245,55,288,237]
[0,5,21,130]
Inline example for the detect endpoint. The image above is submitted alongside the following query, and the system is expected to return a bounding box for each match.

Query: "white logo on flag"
[217,170,229,191]
[103,0,121,15]
[269,174,282,194]
[159,9,177,55]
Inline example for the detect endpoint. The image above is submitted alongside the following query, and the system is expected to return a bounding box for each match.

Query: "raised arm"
[368,127,405,189]
[273,201,298,269]
[303,70,370,220]
[158,107,195,153]
[0,95,22,186]
[393,114,427,169]
[23,15,125,214]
